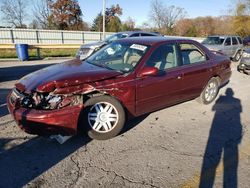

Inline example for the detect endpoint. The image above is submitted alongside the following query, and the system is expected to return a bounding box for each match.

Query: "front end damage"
[15,89,82,110]
[7,82,100,136]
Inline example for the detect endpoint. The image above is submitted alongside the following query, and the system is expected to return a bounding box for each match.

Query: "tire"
[82,95,125,140]
[233,51,241,62]
[237,65,242,72]
[197,78,219,105]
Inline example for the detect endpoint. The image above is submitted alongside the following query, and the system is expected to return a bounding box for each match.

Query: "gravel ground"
[0,59,249,188]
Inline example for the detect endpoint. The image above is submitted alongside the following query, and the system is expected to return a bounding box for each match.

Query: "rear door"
[232,37,239,55]
[177,42,213,100]
[136,43,184,115]
[223,37,233,57]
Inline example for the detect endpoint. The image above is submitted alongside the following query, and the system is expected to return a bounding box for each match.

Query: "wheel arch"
[201,75,221,93]
[82,91,131,119]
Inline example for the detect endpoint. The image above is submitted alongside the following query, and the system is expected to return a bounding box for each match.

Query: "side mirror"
[137,67,159,78]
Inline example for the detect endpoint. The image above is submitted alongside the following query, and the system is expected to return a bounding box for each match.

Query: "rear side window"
[130,33,140,37]
[237,37,243,44]
[146,44,178,70]
[180,43,207,65]
[141,33,155,36]
[232,37,238,45]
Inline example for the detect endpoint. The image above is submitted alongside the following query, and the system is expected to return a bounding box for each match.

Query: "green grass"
[0,48,78,59]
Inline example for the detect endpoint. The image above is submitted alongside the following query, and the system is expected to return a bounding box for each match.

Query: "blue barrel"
[15,44,29,61]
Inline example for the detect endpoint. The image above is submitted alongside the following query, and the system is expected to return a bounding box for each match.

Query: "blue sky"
[80,0,234,26]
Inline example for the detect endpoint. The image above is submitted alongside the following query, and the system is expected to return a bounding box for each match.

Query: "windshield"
[202,37,225,45]
[104,33,128,43]
[87,42,149,73]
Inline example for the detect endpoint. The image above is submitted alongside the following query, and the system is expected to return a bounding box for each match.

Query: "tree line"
[1,0,250,37]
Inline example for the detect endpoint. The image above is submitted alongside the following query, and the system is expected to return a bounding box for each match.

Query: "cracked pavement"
[0,59,250,188]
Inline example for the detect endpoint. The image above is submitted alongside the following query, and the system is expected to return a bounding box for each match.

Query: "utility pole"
[102,0,106,40]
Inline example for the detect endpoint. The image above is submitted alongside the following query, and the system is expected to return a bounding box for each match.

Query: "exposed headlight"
[44,94,78,109]
[47,95,61,103]
[46,95,62,109]
[22,97,33,107]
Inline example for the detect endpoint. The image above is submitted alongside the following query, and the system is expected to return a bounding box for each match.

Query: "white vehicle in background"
[76,31,161,60]
[202,35,243,61]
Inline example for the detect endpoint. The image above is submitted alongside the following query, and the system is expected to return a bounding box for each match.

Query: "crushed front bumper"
[7,92,83,136]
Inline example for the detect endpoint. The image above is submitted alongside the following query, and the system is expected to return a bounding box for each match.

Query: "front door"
[136,43,184,116]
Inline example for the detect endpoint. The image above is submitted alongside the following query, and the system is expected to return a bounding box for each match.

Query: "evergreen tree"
[91,4,123,32]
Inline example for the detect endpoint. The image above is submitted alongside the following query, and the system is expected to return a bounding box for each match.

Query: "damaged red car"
[7,37,232,140]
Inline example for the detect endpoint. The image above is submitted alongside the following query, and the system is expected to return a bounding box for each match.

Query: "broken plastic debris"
[50,135,72,144]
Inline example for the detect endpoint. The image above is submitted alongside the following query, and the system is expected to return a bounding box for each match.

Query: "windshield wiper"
[86,60,124,73]
[85,60,103,67]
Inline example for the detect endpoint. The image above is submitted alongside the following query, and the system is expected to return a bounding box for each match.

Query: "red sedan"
[7,37,232,140]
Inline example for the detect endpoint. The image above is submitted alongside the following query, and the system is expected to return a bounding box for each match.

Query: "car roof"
[116,31,160,36]
[115,36,195,46]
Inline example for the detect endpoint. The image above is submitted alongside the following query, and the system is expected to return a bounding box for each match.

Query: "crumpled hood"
[15,59,122,93]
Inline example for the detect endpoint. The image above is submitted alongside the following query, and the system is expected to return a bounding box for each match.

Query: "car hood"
[81,41,107,49]
[15,59,122,93]
[244,48,250,54]
[203,44,221,51]
[240,58,250,66]
[241,48,250,63]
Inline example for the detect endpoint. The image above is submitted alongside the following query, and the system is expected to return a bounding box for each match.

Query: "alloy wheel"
[88,102,119,133]
[204,81,218,102]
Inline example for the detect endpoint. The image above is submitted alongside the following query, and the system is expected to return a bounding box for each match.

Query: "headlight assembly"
[46,95,62,109]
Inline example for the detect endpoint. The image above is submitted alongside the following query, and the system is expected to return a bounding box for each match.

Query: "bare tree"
[122,17,135,30]
[33,0,52,29]
[0,0,28,27]
[149,0,186,34]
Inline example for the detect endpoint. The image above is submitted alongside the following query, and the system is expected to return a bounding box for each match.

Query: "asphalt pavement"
[0,59,249,188]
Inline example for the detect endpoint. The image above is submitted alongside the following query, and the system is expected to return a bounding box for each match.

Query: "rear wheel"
[82,95,125,140]
[197,78,219,105]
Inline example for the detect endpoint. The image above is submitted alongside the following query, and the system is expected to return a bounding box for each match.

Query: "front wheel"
[82,95,125,140]
[197,78,219,105]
